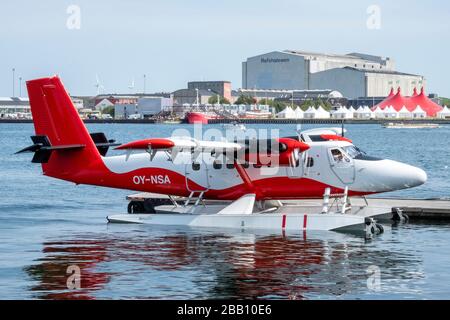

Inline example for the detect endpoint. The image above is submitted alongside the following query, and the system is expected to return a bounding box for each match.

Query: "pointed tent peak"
[412,87,418,96]
[385,105,398,113]
[420,87,425,95]
[372,105,384,112]
[397,87,401,95]
[316,105,327,112]
[294,107,304,115]
[412,105,426,113]
[388,87,395,97]
[398,105,409,112]
[333,106,350,113]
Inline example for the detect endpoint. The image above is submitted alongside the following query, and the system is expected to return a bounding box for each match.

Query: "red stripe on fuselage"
[50,159,373,201]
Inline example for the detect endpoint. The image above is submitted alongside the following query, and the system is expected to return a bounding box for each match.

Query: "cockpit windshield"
[342,145,382,161]
[343,146,366,159]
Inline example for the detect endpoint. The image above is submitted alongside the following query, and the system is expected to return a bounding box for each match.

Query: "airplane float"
[18,76,427,237]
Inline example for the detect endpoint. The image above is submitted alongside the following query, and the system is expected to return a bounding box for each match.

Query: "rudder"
[26,76,102,180]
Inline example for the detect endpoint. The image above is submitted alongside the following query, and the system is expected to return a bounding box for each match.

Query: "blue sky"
[1,0,450,97]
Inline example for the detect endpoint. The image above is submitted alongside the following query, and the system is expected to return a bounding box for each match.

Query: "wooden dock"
[366,198,450,220]
[126,193,450,221]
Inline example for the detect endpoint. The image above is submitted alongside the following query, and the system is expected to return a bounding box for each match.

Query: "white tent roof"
[277,106,295,114]
[373,106,384,113]
[348,106,356,113]
[315,105,330,115]
[304,106,316,114]
[355,106,372,114]
[398,105,410,113]
[438,106,450,114]
[294,106,304,114]
[277,106,296,118]
[333,106,351,114]
[384,105,398,114]
[412,105,426,114]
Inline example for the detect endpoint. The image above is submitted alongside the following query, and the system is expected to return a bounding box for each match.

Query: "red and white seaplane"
[18,76,427,237]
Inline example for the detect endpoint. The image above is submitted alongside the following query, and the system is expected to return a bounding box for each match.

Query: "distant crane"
[94,74,105,95]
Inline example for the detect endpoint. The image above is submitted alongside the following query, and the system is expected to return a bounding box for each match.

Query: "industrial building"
[232,88,345,105]
[91,93,171,110]
[242,50,426,99]
[0,97,30,118]
[172,89,216,105]
[114,97,173,119]
[188,81,231,101]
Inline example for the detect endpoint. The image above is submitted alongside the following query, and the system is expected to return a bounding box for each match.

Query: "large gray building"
[242,50,426,98]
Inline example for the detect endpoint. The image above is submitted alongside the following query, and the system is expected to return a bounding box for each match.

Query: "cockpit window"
[331,149,345,162]
[330,148,352,164]
[343,146,365,159]
[342,146,382,161]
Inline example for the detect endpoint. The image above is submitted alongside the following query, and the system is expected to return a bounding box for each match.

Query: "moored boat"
[383,122,440,129]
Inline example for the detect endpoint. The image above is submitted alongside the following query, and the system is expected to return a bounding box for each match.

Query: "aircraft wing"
[115,137,242,161]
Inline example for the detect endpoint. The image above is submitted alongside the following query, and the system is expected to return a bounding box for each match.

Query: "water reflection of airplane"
[25,229,423,299]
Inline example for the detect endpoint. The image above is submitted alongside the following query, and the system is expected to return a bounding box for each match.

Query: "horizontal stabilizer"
[90,132,120,156]
[16,135,85,163]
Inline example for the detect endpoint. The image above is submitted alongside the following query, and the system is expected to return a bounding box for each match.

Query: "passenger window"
[192,162,201,171]
[306,157,314,167]
[213,161,222,170]
[226,163,235,169]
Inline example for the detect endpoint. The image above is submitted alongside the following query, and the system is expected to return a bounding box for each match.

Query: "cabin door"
[327,147,355,184]
[185,158,210,192]
[287,151,305,178]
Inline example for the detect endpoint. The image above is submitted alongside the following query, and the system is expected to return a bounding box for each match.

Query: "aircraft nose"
[386,161,427,189]
[412,167,428,187]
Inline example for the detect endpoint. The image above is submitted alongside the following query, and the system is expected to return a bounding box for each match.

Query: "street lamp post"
[143,74,146,94]
[19,77,22,97]
[12,68,15,97]
[291,90,294,108]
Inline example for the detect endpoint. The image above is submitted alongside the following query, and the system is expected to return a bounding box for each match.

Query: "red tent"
[387,87,395,98]
[374,88,411,111]
[409,88,443,117]
[372,87,443,117]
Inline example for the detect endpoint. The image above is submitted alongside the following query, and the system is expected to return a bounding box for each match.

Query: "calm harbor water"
[1,123,450,299]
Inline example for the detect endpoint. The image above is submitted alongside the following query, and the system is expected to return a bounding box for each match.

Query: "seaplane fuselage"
[20,76,427,201]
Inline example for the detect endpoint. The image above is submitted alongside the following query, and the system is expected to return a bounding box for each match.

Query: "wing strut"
[233,161,262,198]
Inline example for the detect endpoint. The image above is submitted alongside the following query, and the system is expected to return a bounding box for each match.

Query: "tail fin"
[26,76,102,180]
